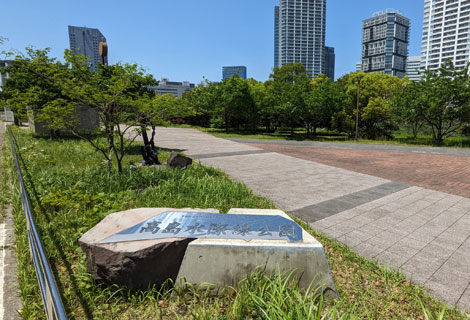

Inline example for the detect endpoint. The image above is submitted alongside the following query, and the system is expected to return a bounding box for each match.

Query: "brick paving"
[134,128,470,311]
[245,143,470,198]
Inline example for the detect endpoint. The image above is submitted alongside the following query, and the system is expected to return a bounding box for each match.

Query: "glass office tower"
[68,25,107,71]
[222,66,247,80]
[361,9,410,78]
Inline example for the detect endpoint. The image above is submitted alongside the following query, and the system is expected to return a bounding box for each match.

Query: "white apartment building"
[421,0,470,71]
[148,78,195,98]
[406,56,422,81]
[274,0,327,77]
[356,62,362,72]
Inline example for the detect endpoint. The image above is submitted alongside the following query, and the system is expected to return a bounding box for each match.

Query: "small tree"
[182,81,218,127]
[249,79,276,132]
[137,94,194,165]
[303,74,342,135]
[338,72,403,139]
[268,63,311,135]
[418,62,470,144]
[392,79,426,139]
[216,76,257,131]
[0,48,76,138]
[62,51,157,172]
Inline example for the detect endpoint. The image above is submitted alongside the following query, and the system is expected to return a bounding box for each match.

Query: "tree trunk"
[114,146,122,173]
[150,125,157,150]
[437,127,443,145]
[140,124,160,166]
[412,121,418,139]
[141,125,150,146]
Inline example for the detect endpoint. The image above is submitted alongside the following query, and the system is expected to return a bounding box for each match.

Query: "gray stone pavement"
[143,127,470,311]
[228,137,470,156]
[0,123,21,320]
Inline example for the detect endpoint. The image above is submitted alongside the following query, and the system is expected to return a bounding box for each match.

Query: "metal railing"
[8,127,68,320]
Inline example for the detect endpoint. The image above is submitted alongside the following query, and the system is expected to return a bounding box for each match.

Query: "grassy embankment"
[188,126,470,149]
[2,127,468,319]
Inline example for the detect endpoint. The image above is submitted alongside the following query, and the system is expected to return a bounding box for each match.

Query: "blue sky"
[0,0,425,83]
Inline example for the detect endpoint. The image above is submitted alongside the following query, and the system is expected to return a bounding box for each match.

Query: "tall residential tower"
[361,9,410,78]
[68,25,107,71]
[421,0,470,71]
[274,0,327,77]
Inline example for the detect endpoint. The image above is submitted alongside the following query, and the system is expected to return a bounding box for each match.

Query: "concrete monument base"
[176,208,337,297]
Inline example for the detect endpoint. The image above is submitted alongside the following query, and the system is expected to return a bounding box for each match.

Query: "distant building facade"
[0,60,12,90]
[148,78,195,98]
[421,0,470,72]
[274,6,280,69]
[324,46,335,80]
[222,66,247,80]
[274,0,327,77]
[361,9,410,78]
[68,25,107,71]
[406,56,421,81]
[356,62,362,72]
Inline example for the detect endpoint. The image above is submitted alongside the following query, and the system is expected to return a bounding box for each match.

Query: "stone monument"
[79,208,337,296]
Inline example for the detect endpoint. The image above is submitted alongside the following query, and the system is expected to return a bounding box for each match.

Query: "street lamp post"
[355,75,362,143]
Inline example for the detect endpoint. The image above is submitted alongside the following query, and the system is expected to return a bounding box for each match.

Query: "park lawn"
[189,125,470,149]
[3,127,469,319]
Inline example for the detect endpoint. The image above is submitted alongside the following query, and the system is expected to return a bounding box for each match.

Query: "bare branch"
[71,129,110,161]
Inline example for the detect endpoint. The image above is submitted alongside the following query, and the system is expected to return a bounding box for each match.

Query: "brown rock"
[79,208,219,290]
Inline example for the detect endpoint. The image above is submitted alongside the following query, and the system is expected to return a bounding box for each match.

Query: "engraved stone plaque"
[100,211,303,243]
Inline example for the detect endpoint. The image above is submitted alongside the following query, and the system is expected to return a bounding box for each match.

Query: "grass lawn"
[3,127,469,319]
[187,126,470,149]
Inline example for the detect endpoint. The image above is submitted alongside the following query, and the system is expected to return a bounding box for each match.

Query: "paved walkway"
[0,123,21,320]
[236,139,470,198]
[229,138,470,156]
[147,128,470,311]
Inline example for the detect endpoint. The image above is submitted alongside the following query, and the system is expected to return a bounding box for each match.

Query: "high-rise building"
[361,9,410,78]
[274,0,327,77]
[324,46,335,80]
[68,25,107,71]
[406,56,421,81]
[274,6,280,69]
[421,0,470,72]
[222,66,247,80]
